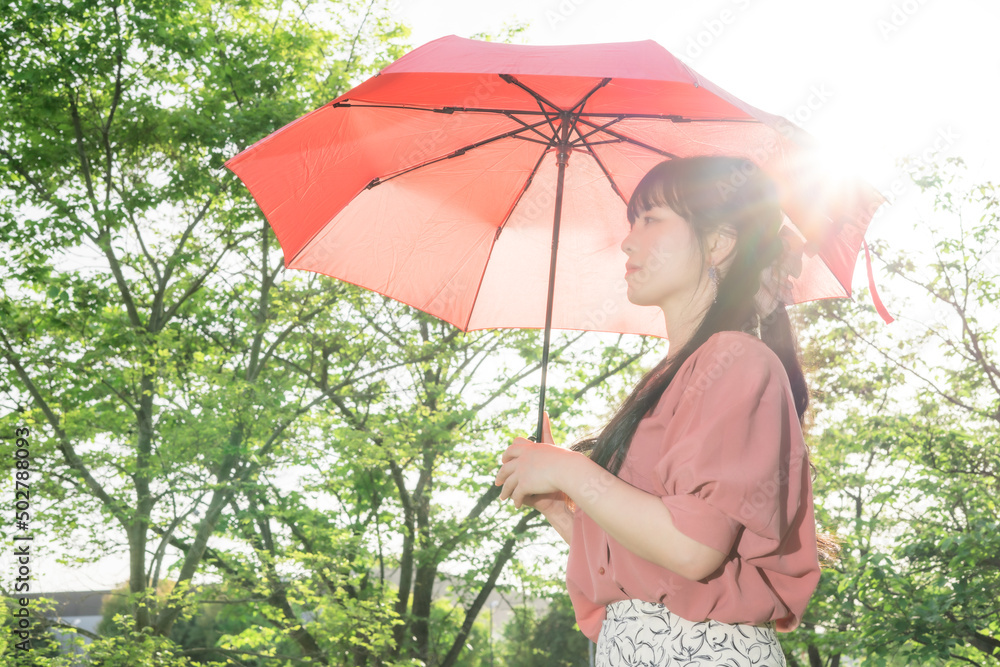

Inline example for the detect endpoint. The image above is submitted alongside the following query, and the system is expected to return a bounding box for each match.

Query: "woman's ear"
[707,226,738,265]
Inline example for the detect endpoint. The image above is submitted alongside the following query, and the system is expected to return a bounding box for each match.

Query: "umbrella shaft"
[535,145,571,442]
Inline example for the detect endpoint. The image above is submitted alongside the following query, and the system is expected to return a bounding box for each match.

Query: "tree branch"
[439,510,535,667]
[0,330,129,527]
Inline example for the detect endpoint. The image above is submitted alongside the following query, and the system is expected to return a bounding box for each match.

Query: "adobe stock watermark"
[544,0,591,29]
[653,575,684,604]
[678,336,747,406]
[860,124,962,328]
[305,71,508,269]
[712,82,836,205]
[723,82,835,173]
[864,125,960,214]
[876,0,933,40]
[737,463,793,524]
[783,84,834,127]
[680,0,754,65]
[578,467,617,505]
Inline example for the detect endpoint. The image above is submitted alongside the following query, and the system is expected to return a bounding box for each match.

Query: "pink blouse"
[565,330,821,642]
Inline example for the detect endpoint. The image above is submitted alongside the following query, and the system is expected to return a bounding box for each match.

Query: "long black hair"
[571,156,839,563]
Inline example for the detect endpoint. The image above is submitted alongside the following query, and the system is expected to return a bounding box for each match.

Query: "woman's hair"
[571,156,840,564]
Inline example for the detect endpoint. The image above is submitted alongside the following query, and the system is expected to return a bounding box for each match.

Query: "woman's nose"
[620,229,633,255]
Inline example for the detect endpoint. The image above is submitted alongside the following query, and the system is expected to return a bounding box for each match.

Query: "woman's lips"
[625,264,641,277]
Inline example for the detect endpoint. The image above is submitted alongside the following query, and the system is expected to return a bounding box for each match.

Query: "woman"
[494,156,822,666]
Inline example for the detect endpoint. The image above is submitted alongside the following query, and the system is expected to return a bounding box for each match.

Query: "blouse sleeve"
[654,333,806,561]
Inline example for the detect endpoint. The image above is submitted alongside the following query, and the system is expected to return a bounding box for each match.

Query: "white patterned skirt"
[596,600,787,667]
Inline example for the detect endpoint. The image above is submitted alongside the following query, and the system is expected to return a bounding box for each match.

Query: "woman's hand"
[522,490,568,515]
[495,412,578,509]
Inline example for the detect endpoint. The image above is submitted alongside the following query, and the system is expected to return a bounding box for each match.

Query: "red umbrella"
[226,35,891,440]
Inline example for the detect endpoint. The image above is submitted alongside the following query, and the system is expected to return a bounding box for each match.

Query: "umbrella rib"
[335,99,577,145]
[520,76,610,147]
[463,146,552,331]
[574,129,629,205]
[568,77,612,115]
[580,112,759,122]
[364,119,554,188]
[509,135,560,147]
[497,73,564,117]
[332,101,756,123]
[576,117,681,159]
[334,100,551,116]
[502,111,561,144]
[492,147,551,243]
[496,74,563,139]
[574,138,626,146]
[574,115,626,143]
[533,100,562,143]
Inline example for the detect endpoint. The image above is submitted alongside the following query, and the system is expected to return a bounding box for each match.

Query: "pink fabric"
[566,331,821,643]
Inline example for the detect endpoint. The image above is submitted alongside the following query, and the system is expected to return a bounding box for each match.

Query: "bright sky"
[28,0,999,594]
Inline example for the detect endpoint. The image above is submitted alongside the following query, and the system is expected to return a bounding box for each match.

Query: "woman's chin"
[625,288,652,307]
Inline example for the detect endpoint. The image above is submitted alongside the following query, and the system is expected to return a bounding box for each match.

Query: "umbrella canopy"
[227,35,891,338]
[226,35,892,438]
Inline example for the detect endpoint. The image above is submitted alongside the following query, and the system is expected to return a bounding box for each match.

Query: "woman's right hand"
[495,412,570,506]
[523,490,569,514]
[524,491,574,544]
[519,412,574,542]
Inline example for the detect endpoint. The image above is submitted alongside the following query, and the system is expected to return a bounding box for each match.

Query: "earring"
[708,261,719,303]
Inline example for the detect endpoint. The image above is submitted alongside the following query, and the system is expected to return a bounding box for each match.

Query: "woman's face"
[620,205,706,310]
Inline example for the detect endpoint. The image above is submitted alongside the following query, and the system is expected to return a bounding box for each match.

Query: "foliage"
[0,0,409,653]
[0,596,64,667]
[498,593,589,667]
[783,157,1000,666]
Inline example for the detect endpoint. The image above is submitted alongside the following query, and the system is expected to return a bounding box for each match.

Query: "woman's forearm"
[559,451,727,581]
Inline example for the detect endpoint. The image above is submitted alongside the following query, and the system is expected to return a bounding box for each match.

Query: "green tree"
[784,157,1000,666]
[95,580,285,665]
[498,593,589,667]
[0,0,409,654]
